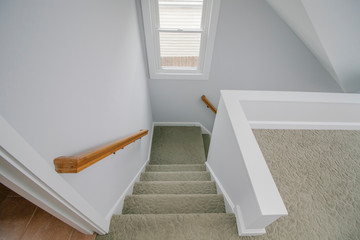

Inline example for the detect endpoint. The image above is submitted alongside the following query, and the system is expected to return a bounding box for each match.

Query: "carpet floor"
[244,129,360,240]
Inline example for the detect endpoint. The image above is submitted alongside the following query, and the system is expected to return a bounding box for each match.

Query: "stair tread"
[140,172,211,181]
[133,181,217,195]
[122,194,225,214]
[149,126,206,165]
[96,213,239,240]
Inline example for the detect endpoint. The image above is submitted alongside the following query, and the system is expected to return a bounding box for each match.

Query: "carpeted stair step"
[140,172,210,181]
[133,181,217,195]
[96,213,239,240]
[122,194,225,214]
[150,126,206,165]
[146,164,206,172]
[95,126,239,240]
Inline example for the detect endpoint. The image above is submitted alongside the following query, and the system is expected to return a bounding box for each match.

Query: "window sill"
[149,71,210,80]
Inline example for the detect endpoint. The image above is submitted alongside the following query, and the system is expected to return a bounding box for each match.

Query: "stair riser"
[146,165,206,172]
[133,182,217,195]
[140,172,211,181]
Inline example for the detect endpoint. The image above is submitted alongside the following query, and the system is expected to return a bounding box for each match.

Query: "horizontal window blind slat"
[159,32,201,57]
[159,0,203,29]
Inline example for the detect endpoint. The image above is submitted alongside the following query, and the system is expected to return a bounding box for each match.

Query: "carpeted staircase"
[96,126,239,240]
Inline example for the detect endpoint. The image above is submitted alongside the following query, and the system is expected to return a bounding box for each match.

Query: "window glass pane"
[159,0,203,29]
[159,32,201,68]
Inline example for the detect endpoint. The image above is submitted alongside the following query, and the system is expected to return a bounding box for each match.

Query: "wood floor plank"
[70,230,96,240]
[21,207,73,240]
[0,197,37,240]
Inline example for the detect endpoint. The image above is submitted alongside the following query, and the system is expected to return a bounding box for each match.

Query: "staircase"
[97,126,239,240]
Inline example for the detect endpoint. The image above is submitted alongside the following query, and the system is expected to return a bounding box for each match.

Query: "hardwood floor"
[0,183,96,240]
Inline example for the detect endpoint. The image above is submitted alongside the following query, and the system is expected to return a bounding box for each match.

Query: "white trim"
[205,162,234,212]
[206,162,266,236]
[105,123,154,219]
[0,116,107,234]
[153,121,211,135]
[105,159,149,220]
[234,205,266,236]
[221,90,360,103]
[199,123,212,136]
[250,121,360,130]
[147,123,155,161]
[141,0,221,80]
[0,153,96,234]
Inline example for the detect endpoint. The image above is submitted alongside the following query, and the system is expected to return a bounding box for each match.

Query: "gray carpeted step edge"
[140,172,211,181]
[122,194,225,214]
[146,164,206,172]
[95,213,239,240]
[133,181,217,195]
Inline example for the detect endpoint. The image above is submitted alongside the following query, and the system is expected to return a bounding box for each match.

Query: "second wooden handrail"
[201,95,217,114]
[54,129,148,173]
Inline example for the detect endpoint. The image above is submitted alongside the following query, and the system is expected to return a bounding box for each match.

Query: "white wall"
[265,0,340,87]
[302,0,360,92]
[265,0,360,93]
[0,0,152,218]
[148,0,342,131]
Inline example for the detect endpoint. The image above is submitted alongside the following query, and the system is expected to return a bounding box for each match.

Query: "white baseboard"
[105,123,154,221]
[234,205,266,236]
[206,162,266,236]
[105,159,148,220]
[205,162,234,213]
[250,121,360,130]
[105,122,212,223]
[154,122,212,135]
[147,123,155,162]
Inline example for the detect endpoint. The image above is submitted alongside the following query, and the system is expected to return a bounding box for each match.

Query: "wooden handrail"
[201,95,217,114]
[54,129,148,173]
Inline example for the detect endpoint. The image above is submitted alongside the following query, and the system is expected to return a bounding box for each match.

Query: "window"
[141,0,221,80]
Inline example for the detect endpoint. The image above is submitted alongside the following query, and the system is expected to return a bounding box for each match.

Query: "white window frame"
[141,0,221,80]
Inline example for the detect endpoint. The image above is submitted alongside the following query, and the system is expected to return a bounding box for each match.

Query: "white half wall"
[148,0,343,132]
[206,90,360,235]
[207,92,288,235]
[0,0,153,219]
[238,91,360,130]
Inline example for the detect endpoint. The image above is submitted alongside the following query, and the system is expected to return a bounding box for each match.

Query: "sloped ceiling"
[266,0,360,93]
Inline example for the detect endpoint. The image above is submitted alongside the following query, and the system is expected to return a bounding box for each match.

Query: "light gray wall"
[0,0,152,217]
[265,0,340,86]
[302,0,360,92]
[148,0,342,131]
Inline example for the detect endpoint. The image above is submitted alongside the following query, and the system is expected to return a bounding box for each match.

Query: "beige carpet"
[96,126,239,240]
[246,129,360,240]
